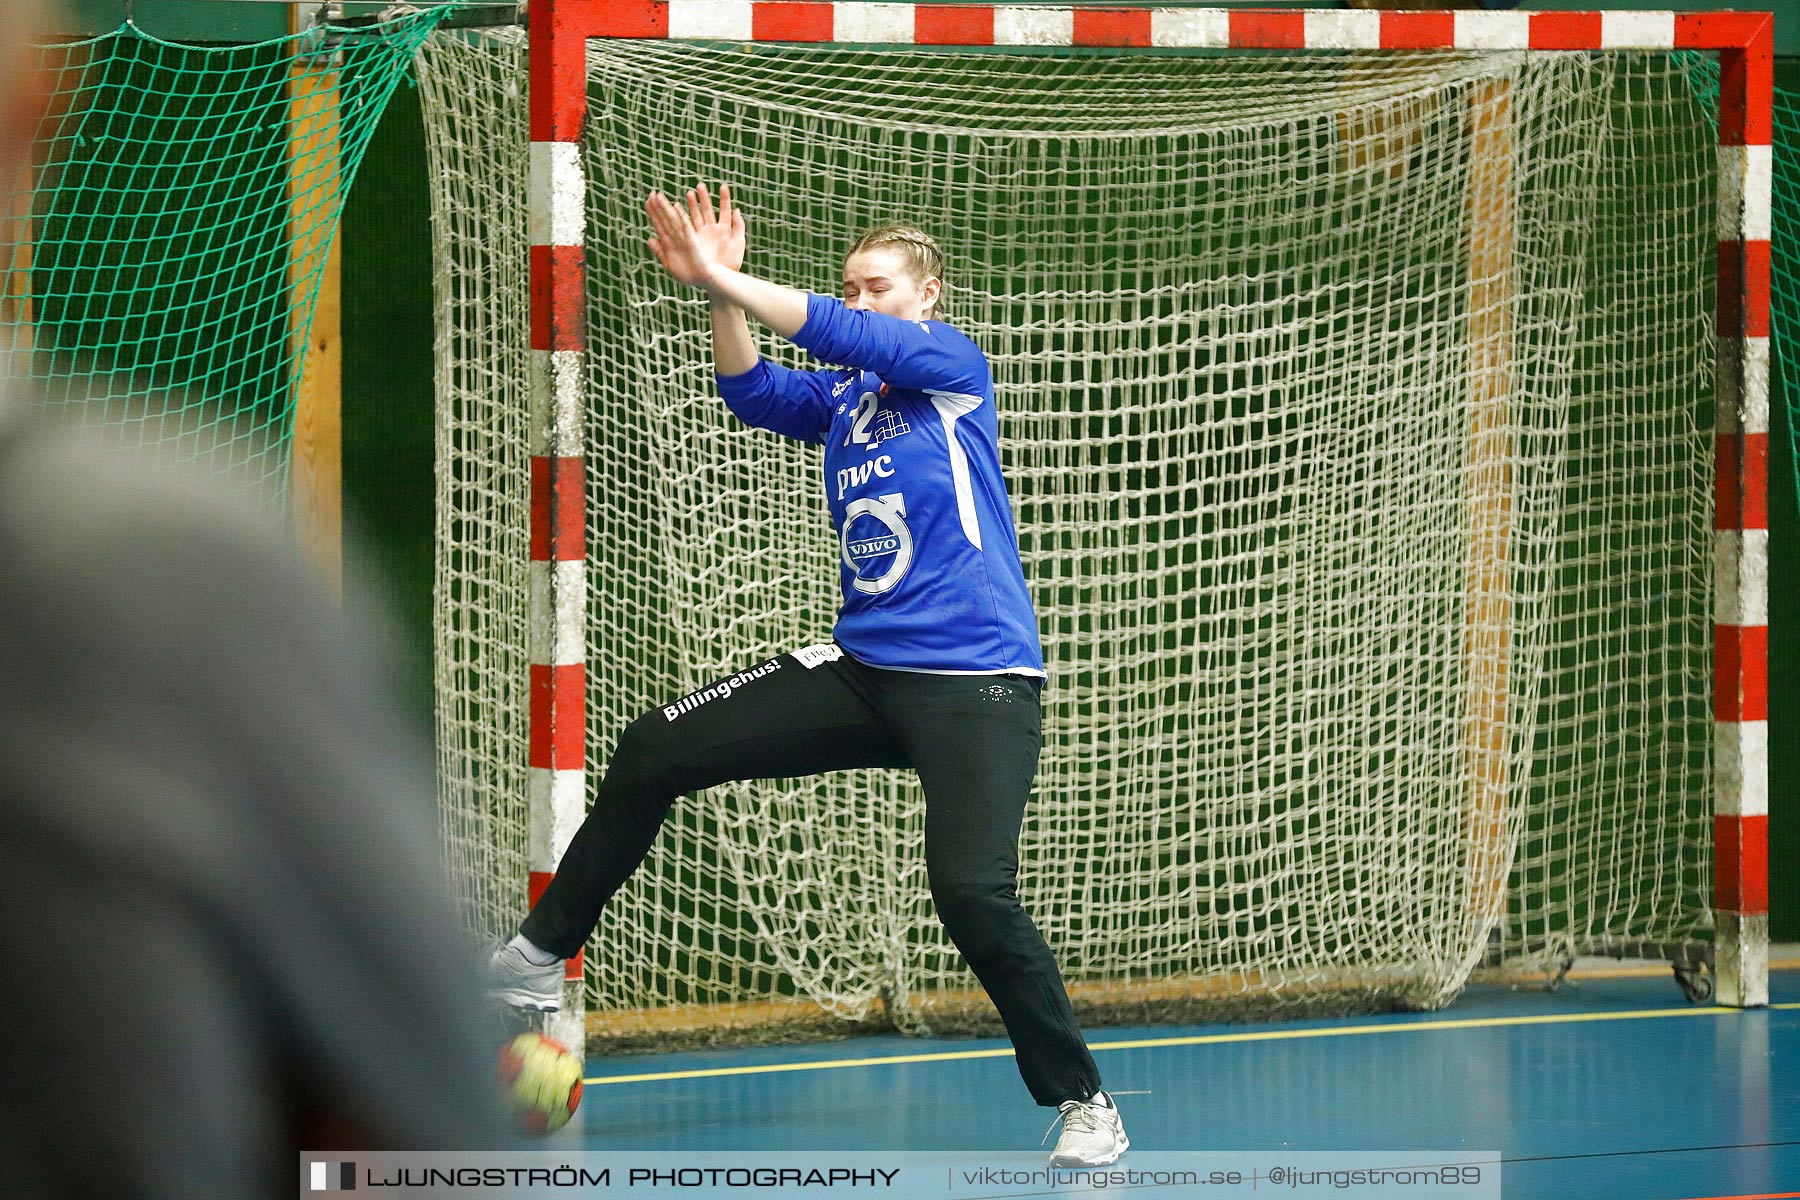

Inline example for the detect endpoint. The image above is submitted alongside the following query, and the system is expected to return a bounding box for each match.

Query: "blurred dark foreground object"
[0,390,510,1199]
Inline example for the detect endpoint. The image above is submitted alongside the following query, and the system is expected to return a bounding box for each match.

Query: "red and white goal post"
[437,1,1770,1053]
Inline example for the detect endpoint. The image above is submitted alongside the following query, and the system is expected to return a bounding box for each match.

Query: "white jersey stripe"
[929,390,985,551]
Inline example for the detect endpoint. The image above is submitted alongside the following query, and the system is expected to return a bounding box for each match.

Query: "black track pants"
[521,643,1102,1107]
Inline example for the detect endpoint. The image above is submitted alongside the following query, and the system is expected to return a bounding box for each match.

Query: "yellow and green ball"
[496,1032,583,1135]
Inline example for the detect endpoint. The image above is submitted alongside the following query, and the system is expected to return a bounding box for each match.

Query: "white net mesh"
[420,31,1717,1044]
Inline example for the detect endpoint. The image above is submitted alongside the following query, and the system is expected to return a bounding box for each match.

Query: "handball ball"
[497,1032,584,1135]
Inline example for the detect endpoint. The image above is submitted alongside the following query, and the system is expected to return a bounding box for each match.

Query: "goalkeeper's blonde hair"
[847,224,947,319]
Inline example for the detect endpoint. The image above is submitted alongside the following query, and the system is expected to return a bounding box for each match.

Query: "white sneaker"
[487,944,563,1012]
[1048,1091,1129,1167]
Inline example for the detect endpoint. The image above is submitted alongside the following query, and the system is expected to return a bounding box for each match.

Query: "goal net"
[420,27,1723,1044]
[2,14,439,497]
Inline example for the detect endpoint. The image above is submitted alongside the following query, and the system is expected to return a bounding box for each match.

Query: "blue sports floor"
[563,961,1800,1199]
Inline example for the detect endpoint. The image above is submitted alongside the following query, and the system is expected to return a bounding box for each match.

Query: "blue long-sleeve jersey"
[715,294,1044,677]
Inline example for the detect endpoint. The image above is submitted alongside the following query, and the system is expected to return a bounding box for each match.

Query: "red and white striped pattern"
[531,3,1772,1007]
[528,0,591,1019]
[573,1,1757,52]
[1710,13,1774,1007]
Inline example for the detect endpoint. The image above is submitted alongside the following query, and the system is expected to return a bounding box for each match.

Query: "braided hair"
[846,225,947,320]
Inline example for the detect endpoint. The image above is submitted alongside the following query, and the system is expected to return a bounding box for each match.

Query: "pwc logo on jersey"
[836,454,894,500]
[840,491,913,595]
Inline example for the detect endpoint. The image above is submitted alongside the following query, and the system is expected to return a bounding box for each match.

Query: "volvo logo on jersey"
[840,492,913,595]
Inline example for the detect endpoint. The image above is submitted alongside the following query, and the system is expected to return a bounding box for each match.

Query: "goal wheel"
[1673,963,1714,1005]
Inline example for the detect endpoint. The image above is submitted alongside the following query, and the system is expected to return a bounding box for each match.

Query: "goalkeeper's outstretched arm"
[648,187,809,337]
[648,186,974,395]
[648,185,833,445]
[654,184,761,377]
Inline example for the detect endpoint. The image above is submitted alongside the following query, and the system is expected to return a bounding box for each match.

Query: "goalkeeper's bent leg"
[520,646,909,958]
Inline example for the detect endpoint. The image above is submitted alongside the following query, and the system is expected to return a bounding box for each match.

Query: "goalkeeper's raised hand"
[651,182,806,337]
[647,183,742,286]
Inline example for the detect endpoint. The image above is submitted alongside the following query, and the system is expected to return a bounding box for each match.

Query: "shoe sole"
[1049,1131,1129,1169]
[490,988,561,1013]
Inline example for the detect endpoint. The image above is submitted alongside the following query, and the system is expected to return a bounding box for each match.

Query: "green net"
[1,11,443,497]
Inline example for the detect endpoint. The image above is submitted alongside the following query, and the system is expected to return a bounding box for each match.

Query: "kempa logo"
[308,1161,356,1191]
[663,660,780,722]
